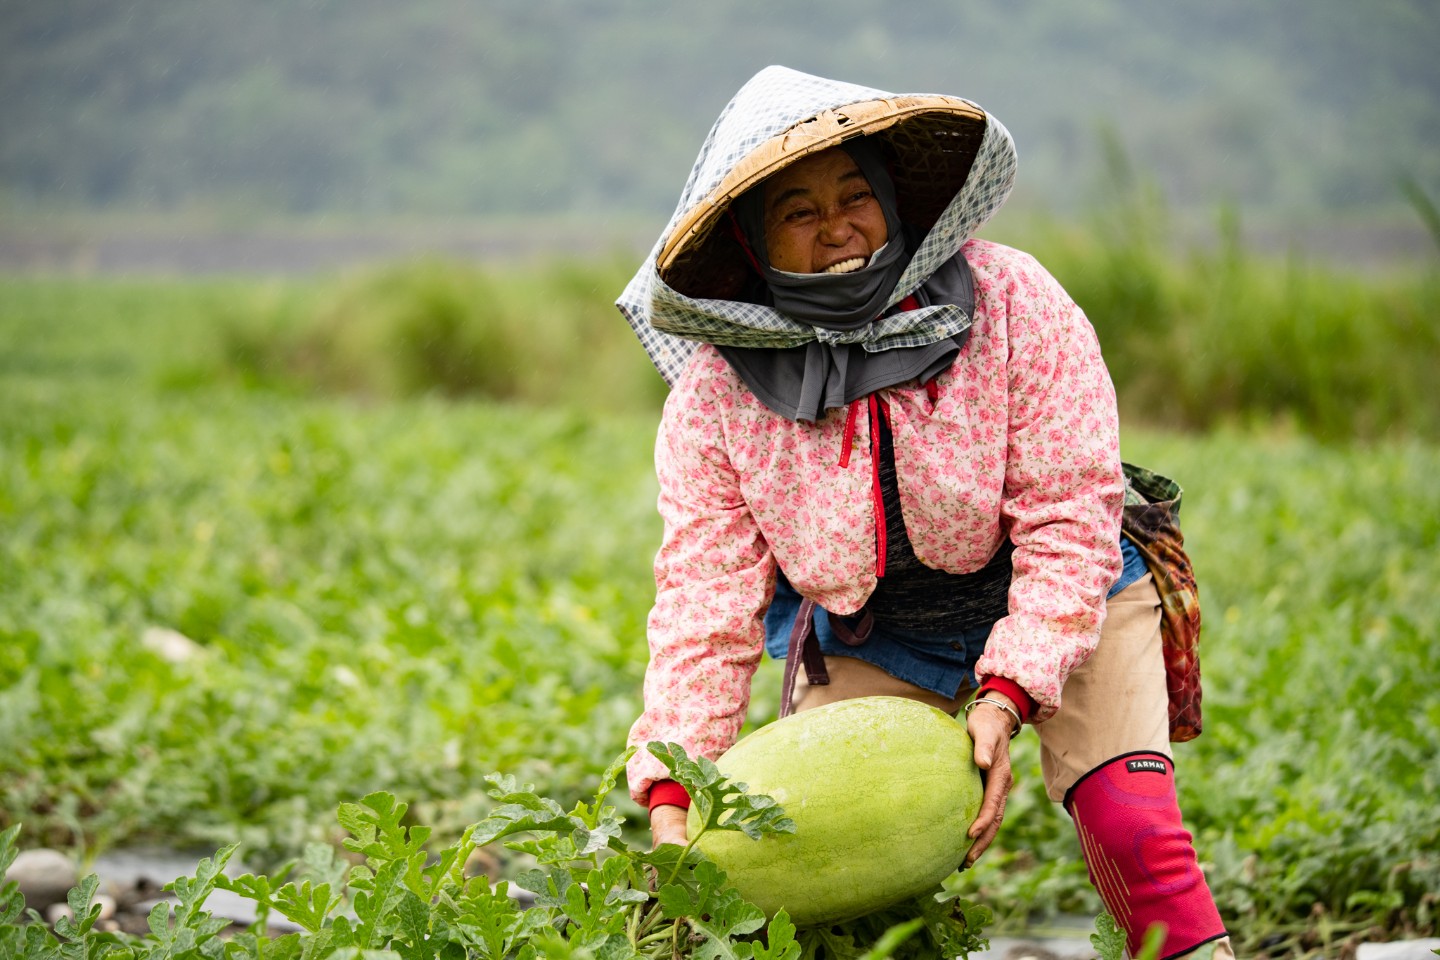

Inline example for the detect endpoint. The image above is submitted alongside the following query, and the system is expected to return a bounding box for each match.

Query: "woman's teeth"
[823,257,866,275]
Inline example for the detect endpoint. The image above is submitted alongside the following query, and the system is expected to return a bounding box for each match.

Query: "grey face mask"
[731,138,909,330]
[717,250,974,422]
[721,135,974,423]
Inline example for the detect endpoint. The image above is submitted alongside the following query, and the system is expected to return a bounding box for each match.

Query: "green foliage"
[647,744,794,844]
[0,749,991,960]
[3,270,1439,949]
[793,893,991,960]
[1400,177,1440,255]
[1089,913,1128,960]
[965,426,1440,948]
[0,278,666,859]
[51,228,1435,441]
[1089,914,1166,960]
[216,258,666,413]
[1016,165,1440,441]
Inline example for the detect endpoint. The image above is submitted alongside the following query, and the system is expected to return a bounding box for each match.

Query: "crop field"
[1,256,1438,955]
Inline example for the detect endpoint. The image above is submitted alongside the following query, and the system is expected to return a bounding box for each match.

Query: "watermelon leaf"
[798,925,865,960]
[1090,912,1127,960]
[855,918,924,960]
[753,911,801,960]
[268,879,342,933]
[646,741,796,841]
[0,826,21,927]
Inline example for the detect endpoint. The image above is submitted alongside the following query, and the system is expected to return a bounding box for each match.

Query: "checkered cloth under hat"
[616,65,1018,386]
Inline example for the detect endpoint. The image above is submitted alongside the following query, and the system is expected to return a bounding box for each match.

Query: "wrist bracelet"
[964,697,1022,739]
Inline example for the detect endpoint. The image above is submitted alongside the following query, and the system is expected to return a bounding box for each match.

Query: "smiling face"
[761,147,889,275]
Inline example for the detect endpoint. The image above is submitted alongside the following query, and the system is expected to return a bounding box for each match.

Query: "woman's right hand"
[962,695,1019,869]
[650,804,690,848]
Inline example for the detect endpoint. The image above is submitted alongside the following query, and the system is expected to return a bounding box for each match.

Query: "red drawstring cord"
[870,394,889,578]
[839,397,862,468]
[838,395,889,578]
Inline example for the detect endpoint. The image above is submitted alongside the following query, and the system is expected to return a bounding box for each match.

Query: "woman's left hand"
[962,695,1018,868]
[650,804,690,849]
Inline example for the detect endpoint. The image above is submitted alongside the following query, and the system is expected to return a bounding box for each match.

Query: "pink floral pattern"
[626,240,1125,803]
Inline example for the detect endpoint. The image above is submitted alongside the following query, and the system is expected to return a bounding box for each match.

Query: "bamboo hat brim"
[656,95,987,303]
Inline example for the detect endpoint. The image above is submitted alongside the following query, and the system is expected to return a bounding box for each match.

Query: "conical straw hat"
[657,95,987,304]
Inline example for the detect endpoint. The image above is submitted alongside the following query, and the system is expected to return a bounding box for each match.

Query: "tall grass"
[5,198,1435,441]
[216,257,667,413]
[1032,222,1440,440]
[214,233,1437,441]
[1017,142,1440,441]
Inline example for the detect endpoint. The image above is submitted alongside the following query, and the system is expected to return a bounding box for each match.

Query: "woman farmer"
[617,66,1231,959]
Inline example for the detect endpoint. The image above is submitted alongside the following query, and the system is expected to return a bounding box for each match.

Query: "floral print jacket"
[625,239,1125,804]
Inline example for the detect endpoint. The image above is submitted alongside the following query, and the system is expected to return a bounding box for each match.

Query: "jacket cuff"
[976,677,1038,724]
[648,779,692,812]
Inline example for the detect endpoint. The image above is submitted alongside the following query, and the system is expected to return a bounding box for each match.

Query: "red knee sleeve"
[1064,753,1227,960]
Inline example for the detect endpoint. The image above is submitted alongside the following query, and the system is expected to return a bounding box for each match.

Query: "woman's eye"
[847,190,873,205]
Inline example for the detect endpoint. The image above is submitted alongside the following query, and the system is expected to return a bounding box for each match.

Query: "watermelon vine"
[0,745,996,960]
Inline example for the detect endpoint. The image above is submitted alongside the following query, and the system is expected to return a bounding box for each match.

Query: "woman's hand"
[650,804,690,849]
[963,694,1019,868]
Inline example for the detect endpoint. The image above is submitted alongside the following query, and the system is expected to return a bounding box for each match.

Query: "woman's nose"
[817,208,854,244]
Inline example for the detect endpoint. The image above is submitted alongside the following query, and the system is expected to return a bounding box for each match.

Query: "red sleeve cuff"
[976,677,1038,724]
[647,779,692,812]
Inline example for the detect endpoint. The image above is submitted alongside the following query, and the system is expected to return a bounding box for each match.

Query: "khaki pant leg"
[791,653,972,716]
[1035,572,1172,802]
[786,573,1171,803]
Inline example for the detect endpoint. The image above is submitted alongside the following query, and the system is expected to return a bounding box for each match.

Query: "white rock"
[6,848,77,910]
[1357,940,1440,960]
[142,627,202,663]
[43,895,116,925]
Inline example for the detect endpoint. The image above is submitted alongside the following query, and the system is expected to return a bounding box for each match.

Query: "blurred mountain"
[2,0,1437,224]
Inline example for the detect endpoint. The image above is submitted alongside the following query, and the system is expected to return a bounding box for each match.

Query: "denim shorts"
[763,534,1148,698]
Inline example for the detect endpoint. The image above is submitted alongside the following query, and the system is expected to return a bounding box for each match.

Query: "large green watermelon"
[690,695,983,927]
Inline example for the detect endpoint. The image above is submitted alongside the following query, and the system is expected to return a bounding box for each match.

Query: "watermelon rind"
[689,695,983,927]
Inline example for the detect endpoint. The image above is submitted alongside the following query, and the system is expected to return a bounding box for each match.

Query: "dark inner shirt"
[837,409,1015,633]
